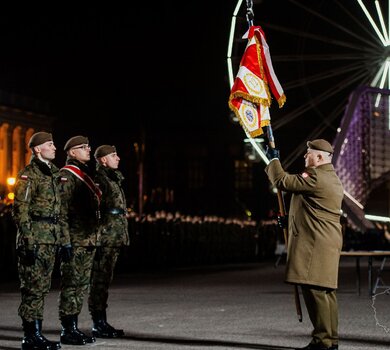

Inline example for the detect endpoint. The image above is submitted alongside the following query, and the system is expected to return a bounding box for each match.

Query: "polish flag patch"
[60,177,68,182]
[301,172,309,178]
[20,175,28,180]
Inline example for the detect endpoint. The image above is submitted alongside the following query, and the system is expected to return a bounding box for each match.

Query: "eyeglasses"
[71,144,91,151]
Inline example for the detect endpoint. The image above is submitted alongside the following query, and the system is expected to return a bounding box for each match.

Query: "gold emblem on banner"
[243,72,263,96]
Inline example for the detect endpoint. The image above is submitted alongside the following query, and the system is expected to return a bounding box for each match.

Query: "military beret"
[307,139,334,154]
[28,132,53,148]
[94,145,116,159]
[64,135,89,151]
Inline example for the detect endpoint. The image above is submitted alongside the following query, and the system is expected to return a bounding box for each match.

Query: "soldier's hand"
[277,215,288,229]
[59,244,73,263]
[17,244,38,266]
[265,146,280,161]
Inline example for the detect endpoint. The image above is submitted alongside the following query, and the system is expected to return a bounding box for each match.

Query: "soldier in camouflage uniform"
[12,132,63,350]
[58,136,101,346]
[88,145,129,338]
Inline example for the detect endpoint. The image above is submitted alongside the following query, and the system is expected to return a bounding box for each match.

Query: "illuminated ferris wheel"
[227,0,390,169]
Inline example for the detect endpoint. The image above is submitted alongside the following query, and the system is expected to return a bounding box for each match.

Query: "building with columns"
[0,92,52,200]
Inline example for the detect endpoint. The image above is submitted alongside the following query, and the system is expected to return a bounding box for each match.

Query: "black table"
[341,251,390,296]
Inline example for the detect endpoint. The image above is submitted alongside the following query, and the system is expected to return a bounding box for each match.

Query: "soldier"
[88,145,129,338]
[12,132,63,350]
[265,139,343,350]
[58,135,101,346]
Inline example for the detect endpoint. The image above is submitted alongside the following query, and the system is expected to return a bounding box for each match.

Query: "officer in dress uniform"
[88,145,129,338]
[58,136,100,346]
[13,132,63,350]
[265,139,343,350]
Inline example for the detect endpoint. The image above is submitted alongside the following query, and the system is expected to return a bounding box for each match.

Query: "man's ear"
[33,145,41,154]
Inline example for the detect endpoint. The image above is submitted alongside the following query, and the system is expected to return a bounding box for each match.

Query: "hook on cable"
[245,0,254,26]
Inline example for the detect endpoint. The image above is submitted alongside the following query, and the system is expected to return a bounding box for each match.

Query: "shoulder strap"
[62,165,102,203]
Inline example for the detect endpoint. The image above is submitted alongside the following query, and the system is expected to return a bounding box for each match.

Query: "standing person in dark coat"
[58,136,101,346]
[13,132,62,350]
[265,139,344,350]
[88,145,129,338]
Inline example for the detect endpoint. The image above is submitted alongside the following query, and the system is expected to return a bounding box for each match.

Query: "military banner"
[228,25,286,137]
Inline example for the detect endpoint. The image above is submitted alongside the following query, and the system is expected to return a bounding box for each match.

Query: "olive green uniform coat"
[59,159,100,247]
[94,165,129,247]
[265,160,344,289]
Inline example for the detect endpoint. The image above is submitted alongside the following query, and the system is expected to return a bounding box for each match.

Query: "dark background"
[0,2,236,142]
[0,0,379,217]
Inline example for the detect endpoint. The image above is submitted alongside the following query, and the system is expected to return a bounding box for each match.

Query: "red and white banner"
[229,25,286,137]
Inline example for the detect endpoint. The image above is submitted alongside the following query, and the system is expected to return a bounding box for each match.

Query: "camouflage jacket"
[12,156,64,246]
[59,158,100,247]
[95,165,129,247]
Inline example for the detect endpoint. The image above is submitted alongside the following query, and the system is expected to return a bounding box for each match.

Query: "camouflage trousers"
[18,245,57,321]
[58,246,95,318]
[88,247,120,313]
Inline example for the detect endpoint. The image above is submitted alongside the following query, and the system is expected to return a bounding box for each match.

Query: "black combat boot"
[60,314,95,345]
[91,310,124,338]
[22,319,61,350]
[37,320,61,350]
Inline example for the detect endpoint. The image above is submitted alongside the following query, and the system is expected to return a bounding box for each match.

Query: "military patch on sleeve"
[301,172,309,178]
[60,177,68,182]
[20,175,28,180]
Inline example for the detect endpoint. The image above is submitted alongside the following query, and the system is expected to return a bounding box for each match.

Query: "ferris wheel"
[227,0,390,170]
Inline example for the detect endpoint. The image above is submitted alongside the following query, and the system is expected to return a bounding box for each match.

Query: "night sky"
[0,2,234,145]
[0,0,377,170]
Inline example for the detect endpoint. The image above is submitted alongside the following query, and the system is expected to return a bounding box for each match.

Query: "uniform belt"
[31,214,59,224]
[106,208,126,215]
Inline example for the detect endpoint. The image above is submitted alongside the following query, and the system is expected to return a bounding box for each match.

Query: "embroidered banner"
[228,25,286,137]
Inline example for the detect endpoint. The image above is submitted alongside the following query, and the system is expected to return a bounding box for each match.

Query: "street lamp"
[6,177,16,202]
